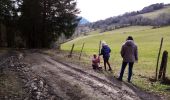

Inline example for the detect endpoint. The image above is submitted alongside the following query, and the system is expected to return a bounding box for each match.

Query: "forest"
[0,0,80,48]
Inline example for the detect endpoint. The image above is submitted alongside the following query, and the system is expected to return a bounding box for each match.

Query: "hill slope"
[62,25,170,95]
[138,5,170,19]
[76,3,170,34]
[62,26,170,77]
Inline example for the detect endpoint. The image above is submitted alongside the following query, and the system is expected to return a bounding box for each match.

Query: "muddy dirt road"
[19,51,164,100]
[0,50,166,100]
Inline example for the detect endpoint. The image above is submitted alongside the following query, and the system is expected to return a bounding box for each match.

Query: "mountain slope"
[75,3,170,35]
[138,5,170,19]
[79,17,90,24]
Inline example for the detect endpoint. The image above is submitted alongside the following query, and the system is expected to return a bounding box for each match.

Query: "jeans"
[119,62,134,81]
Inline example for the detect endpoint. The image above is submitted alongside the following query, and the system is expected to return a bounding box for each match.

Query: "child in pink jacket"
[92,54,100,70]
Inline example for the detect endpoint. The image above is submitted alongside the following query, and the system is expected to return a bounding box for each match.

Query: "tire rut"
[41,54,141,100]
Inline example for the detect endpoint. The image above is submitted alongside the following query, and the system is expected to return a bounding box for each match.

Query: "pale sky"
[77,0,170,22]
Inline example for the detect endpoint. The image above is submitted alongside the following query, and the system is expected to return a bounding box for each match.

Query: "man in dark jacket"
[118,36,138,82]
[100,41,112,71]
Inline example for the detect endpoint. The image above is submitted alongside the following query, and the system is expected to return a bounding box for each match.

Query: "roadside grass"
[61,26,170,95]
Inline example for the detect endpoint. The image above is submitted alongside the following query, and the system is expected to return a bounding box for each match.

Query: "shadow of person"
[105,71,123,89]
[103,71,162,100]
[160,78,170,85]
[124,82,162,100]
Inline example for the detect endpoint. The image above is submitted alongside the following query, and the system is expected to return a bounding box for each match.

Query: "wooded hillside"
[76,3,170,34]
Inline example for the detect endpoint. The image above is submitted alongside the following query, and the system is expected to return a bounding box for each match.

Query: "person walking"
[100,41,112,71]
[118,36,138,82]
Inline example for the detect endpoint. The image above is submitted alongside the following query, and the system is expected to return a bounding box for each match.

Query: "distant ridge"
[75,3,170,35]
[79,17,90,24]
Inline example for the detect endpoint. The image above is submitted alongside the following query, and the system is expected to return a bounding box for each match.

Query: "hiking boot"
[127,80,131,83]
[117,78,122,81]
[104,67,106,71]
[108,68,112,71]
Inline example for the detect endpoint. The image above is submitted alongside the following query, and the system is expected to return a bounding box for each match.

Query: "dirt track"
[0,50,166,100]
[18,51,164,100]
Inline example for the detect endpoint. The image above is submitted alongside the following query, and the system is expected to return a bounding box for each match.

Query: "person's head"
[93,54,97,58]
[126,36,133,41]
[102,41,107,46]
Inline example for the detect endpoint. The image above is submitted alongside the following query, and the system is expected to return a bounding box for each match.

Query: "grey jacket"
[121,40,138,62]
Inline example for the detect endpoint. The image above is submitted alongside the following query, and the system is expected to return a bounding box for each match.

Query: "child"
[92,54,100,70]
[100,41,112,71]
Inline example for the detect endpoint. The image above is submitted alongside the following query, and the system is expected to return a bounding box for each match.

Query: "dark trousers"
[119,62,134,81]
[103,57,111,70]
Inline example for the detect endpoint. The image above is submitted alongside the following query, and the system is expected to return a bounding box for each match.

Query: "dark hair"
[93,54,97,58]
[126,36,133,41]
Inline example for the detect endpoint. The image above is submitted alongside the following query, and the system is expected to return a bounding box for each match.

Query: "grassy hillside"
[138,5,170,19]
[62,26,170,92]
[62,26,170,76]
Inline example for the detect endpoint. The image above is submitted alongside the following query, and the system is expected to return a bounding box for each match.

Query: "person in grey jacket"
[118,36,138,82]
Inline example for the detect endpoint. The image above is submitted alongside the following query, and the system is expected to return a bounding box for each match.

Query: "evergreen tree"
[0,0,20,47]
[0,0,13,23]
[20,0,80,48]
[20,0,43,48]
[0,0,80,48]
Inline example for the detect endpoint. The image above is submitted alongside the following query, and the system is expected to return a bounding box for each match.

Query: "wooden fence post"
[158,50,168,81]
[155,37,163,80]
[162,51,168,80]
[99,40,101,55]
[79,43,85,60]
[68,44,74,58]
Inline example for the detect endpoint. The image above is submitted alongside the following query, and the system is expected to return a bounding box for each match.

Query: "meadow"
[61,26,170,92]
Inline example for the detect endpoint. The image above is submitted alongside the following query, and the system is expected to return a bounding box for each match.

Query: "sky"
[77,0,170,22]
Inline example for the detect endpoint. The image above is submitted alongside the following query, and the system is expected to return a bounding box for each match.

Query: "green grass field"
[61,26,170,93]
